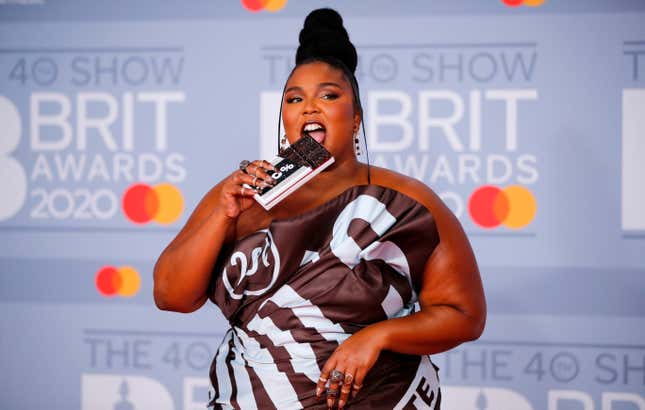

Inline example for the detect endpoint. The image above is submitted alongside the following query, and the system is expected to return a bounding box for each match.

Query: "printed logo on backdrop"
[0,48,187,228]
[622,40,645,233]
[241,0,287,13]
[259,41,540,233]
[95,265,141,297]
[501,0,545,7]
[82,374,213,410]
[442,386,533,410]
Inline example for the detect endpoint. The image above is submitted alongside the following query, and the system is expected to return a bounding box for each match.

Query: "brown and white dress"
[208,185,441,409]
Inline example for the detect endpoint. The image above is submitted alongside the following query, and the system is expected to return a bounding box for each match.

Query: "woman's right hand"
[217,159,276,219]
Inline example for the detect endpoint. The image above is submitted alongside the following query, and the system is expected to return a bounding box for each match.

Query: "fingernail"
[339,400,345,408]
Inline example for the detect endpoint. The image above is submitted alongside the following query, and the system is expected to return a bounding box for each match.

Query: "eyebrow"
[285,82,343,94]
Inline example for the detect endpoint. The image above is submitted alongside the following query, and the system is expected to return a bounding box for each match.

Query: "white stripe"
[362,240,417,303]
[230,331,258,410]
[393,355,440,410]
[622,88,645,230]
[266,285,348,343]
[381,285,404,318]
[214,330,234,409]
[247,313,320,383]
[331,195,397,269]
[234,327,302,410]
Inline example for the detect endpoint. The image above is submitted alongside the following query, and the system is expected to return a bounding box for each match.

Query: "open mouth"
[302,122,326,144]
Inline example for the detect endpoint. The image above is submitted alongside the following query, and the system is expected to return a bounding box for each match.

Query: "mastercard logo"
[96,265,140,297]
[501,0,545,6]
[468,185,537,229]
[122,183,184,225]
[241,0,287,12]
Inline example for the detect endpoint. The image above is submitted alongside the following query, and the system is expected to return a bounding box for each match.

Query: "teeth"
[303,123,324,132]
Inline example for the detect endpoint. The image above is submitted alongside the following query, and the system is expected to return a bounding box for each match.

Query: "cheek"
[281,108,299,135]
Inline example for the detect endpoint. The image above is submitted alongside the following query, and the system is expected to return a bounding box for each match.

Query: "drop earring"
[280,135,289,151]
[354,132,360,156]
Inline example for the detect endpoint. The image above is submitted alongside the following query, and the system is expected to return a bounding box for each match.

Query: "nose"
[303,98,319,115]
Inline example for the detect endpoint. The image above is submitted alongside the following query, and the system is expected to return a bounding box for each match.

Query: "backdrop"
[0,1,644,409]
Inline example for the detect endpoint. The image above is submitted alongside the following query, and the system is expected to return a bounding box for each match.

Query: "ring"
[239,160,251,173]
[344,374,354,384]
[318,376,328,383]
[330,369,344,383]
[353,383,363,390]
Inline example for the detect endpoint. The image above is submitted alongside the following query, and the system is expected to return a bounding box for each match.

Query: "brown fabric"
[208,185,441,409]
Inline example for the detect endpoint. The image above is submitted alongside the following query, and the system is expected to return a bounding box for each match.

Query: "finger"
[327,368,345,409]
[337,368,356,409]
[242,166,273,188]
[249,161,276,185]
[316,371,329,398]
[317,357,337,398]
[252,159,276,172]
[351,367,367,399]
[234,170,269,190]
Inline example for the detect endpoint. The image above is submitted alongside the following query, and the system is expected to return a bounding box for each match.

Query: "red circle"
[469,186,505,228]
[122,183,158,224]
[96,266,120,296]
[502,0,523,6]
[241,0,265,11]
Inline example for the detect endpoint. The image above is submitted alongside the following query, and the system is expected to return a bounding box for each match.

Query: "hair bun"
[296,8,357,73]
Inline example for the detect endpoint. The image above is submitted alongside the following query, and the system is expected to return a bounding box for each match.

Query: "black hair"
[277,8,370,183]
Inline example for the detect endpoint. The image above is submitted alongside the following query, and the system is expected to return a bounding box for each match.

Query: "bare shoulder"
[370,165,451,220]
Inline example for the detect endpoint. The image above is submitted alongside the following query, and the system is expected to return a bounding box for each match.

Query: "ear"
[353,110,361,133]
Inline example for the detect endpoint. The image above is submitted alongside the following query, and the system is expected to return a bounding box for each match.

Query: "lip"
[301,121,327,144]
[301,120,326,132]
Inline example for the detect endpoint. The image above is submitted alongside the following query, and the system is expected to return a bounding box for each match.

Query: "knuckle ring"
[344,374,354,383]
[239,160,251,173]
[318,376,328,383]
[353,383,363,389]
[330,369,344,383]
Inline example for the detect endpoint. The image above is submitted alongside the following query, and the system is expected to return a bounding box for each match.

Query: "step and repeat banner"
[1,1,644,409]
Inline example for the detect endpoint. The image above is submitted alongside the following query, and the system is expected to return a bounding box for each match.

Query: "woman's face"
[282,61,360,162]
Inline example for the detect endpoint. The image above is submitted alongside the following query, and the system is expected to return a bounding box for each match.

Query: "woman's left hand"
[316,328,384,409]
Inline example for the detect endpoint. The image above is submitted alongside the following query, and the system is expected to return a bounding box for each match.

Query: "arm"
[365,180,486,353]
[153,161,274,313]
[317,178,486,407]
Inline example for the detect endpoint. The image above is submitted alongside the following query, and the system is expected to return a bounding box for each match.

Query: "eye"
[322,93,339,100]
[286,96,302,104]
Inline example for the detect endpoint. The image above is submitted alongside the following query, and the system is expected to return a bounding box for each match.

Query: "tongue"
[307,130,326,144]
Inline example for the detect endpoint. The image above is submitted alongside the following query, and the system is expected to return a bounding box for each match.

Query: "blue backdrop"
[0,1,644,409]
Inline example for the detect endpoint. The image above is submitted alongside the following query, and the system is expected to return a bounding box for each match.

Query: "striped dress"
[208,185,441,409]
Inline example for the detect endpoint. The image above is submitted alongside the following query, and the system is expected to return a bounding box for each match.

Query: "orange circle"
[264,0,287,11]
[116,266,140,297]
[500,185,537,229]
[151,183,184,225]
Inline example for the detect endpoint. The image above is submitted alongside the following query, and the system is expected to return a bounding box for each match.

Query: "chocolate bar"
[252,134,334,210]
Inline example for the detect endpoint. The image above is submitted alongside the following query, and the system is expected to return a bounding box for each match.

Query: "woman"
[154,8,485,410]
